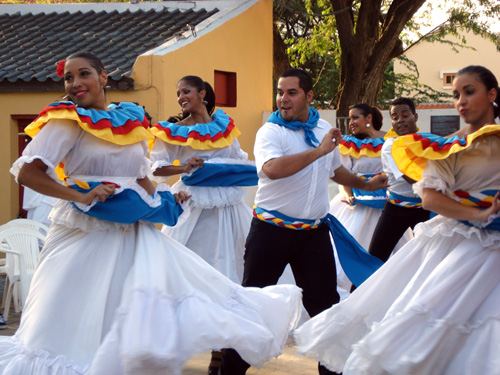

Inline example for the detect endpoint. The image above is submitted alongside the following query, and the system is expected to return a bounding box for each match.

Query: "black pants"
[368,202,430,262]
[221,218,340,375]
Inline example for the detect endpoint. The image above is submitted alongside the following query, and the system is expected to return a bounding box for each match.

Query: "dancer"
[149,75,256,374]
[295,64,500,374]
[332,104,412,297]
[221,68,387,375]
[150,75,253,284]
[0,52,302,375]
[367,97,430,262]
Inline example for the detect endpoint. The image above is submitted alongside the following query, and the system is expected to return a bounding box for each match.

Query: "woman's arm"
[18,159,115,205]
[153,157,204,177]
[422,188,500,222]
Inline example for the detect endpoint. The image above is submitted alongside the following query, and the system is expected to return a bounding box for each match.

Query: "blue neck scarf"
[267,107,320,147]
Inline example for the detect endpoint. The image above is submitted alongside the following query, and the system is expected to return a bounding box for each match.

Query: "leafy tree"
[274,0,499,115]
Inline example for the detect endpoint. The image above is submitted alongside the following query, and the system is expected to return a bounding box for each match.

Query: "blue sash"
[352,174,386,209]
[253,206,383,287]
[181,163,258,187]
[71,182,183,225]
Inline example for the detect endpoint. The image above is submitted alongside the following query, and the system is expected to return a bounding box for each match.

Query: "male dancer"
[368,97,430,262]
[221,68,387,375]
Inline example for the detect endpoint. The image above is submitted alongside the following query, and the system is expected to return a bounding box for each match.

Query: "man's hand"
[317,128,342,157]
[365,173,389,191]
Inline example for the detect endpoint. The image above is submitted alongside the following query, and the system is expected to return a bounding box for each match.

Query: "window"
[214,70,237,107]
[431,115,460,136]
[442,72,456,87]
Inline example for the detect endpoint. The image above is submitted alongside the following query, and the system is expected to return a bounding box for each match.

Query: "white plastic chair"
[0,223,46,320]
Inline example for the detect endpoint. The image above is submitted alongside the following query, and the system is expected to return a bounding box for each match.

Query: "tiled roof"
[0,5,218,89]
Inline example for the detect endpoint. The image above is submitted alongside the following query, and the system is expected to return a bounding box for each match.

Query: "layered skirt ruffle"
[0,206,301,375]
[294,215,500,374]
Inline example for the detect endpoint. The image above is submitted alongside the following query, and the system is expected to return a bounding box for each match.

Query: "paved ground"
[0,310,319,374]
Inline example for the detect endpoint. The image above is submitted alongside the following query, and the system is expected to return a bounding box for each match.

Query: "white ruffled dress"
[330,154,411,299]
[0,119,302,375]
[295,132,500,374]
[151,139,252,283]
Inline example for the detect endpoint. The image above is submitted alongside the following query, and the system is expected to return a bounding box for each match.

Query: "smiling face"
[390,104,418,136]
[176,79,205,114]
[276,76,312,122]
[63,57,107,110]
[452,72,496,127]
[348,108,372,135]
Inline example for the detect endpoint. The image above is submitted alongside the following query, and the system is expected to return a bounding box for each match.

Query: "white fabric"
[254,119,342,220]
[11,120,150,180]
[382,137,417,197]
[295,132,500,374]
[0,118,303,374]
[151,139,252,283]
[330,155,412,299]
[23,188,57,227]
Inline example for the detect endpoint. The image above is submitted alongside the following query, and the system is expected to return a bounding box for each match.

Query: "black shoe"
[318,363,341,375]
[0,315,7,330]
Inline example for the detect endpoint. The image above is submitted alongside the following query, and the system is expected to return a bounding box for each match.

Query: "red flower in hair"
[55,59,66,78]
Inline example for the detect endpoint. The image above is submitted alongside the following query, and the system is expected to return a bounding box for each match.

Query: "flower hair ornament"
[55,59,66,78]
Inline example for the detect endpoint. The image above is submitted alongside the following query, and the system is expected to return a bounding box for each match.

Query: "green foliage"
[274,0,499,109]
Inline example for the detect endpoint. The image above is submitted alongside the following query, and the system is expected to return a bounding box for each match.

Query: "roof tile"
[0,5,218,86]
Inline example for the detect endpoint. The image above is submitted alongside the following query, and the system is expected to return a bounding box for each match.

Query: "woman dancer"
[150,76,253,284]
[0,53,301,375]
[295,64,500,374]
[331,104,410,298]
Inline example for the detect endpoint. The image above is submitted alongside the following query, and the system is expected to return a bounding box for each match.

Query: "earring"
[203,100,208,105]
[493,101,499,108]
[366,123,371,128]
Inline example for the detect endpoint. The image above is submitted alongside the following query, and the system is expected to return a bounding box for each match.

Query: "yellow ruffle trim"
[149,126,241,150]
[392,124,500,181]
[25,108,153,146]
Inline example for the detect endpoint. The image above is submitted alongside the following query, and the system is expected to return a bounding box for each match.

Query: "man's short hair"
[390,97,416,114]
[280,68,313,93]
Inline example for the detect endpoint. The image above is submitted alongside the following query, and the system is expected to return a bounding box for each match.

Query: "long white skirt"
[0,202,301,375]
[294,215,500,374]
[162,183,251,283]
[330,194,412,299]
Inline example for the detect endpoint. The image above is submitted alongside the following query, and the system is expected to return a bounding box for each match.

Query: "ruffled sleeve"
[150,139,178,172]
[10,119,81,182]
[413,156,456,198]
[227,139,249,160]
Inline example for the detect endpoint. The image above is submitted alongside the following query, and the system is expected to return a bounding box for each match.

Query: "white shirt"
[254,119,341,220]
[382,137,418,198]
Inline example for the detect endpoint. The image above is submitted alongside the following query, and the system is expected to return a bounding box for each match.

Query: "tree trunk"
[333,0,426,117]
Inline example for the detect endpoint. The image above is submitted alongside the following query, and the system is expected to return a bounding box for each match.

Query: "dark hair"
[349,103,383,130]
[178,75,216,115]
[65,52,106,74]
[390,97,416,114]
[457,65,500,119]
[280,68,313,93]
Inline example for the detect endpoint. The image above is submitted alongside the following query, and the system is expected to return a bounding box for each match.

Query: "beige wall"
[133,0,274,157]
[395,31,500,96]
[0,0,273,224]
